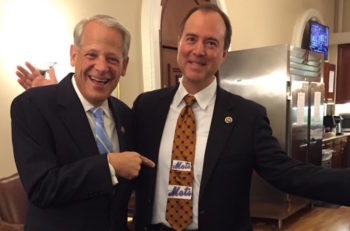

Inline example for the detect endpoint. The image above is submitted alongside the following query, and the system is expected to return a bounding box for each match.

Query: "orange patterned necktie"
[166,95,196,230]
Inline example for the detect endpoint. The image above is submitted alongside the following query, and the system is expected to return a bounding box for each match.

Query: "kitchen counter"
[323,132,350,142]
[322,133,350,168]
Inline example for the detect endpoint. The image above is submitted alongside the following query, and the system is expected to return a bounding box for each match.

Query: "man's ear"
[70,45,77,67]
[222,49,228,59]
[177,35,182,48]
[121,57,129,76]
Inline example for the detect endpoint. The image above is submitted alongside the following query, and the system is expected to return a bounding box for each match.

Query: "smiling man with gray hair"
[11,14,154,231]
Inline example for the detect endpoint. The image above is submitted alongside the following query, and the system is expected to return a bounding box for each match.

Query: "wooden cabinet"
[323,134,350,168]
[336,44,350,104]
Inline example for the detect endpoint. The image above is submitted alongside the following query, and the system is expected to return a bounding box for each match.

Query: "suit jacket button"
[199,210,205,215]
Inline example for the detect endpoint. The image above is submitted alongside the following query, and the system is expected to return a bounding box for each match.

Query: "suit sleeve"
[253,107,350,205]
[11,94,114,208]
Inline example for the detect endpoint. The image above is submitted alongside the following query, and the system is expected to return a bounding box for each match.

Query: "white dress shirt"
[151,77,217,229]
[72,77,119,185]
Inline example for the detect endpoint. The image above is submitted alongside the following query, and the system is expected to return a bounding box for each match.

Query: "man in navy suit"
[132,4,350,231]
[11,15,154,231]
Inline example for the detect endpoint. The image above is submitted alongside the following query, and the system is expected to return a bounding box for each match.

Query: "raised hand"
[16,61,58,90]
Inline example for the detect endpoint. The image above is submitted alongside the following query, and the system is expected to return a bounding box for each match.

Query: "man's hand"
[108,151,155,180]
[16,61,58,90]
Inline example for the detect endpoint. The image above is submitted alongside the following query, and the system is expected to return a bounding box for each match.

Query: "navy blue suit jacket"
[11,73,134,231]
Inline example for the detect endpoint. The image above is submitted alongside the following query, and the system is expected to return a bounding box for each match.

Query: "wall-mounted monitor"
[301,20,329,60]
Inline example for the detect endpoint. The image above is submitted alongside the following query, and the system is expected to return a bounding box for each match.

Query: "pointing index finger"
[140,155,155,168]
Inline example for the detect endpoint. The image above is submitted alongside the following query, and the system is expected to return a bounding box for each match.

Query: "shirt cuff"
[107,156,119,186]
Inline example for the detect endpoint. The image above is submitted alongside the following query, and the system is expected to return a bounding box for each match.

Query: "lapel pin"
[225,116,233,124]
[120,126,126,134]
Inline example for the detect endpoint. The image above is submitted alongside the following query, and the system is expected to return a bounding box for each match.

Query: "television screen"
[309,21,329,60]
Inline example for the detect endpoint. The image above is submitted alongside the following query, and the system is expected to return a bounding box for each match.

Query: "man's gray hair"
[73,15,131,58]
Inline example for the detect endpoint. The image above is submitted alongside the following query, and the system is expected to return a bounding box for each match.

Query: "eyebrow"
[184,33,197,38]
[205,37,219,43]
[184,33,219,43]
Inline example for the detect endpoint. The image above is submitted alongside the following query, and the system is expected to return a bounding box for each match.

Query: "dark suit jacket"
[11,73,134,231]
[132,85,350,231]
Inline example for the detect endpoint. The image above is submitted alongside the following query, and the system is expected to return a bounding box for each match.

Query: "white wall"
[225,0,335,54]
[343,0,350,31]
[0,0,143,177]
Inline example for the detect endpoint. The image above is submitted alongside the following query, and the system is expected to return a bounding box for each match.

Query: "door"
[336,44,350,104]
[308,82,324,165]
[291,80,309,162]
[323,62,336,102]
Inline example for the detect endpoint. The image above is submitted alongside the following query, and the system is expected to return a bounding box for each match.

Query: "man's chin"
[183,74,205,82]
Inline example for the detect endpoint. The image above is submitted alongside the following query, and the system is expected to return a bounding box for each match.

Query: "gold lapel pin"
[120,126,126,134]
[225,116,233,124]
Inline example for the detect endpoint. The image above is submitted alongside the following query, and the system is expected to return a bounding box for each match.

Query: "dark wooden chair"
[0,173,26,231]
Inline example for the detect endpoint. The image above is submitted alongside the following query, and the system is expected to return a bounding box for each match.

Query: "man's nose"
[193,42,205,56]
[95,56,108,72]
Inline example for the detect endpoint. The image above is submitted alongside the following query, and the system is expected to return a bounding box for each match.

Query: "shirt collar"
[174,77,217,110]
[72,76,111,118]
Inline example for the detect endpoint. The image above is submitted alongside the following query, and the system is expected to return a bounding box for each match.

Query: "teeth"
[90,76,108,83]
[191,61,205,66]
[190,61,205,66]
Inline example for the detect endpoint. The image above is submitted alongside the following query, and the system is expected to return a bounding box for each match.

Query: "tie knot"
[90,107,103,119]
[184,95,196,107]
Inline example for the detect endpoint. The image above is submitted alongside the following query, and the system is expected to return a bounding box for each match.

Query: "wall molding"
[291,8,324,48]
[141,0,162,91]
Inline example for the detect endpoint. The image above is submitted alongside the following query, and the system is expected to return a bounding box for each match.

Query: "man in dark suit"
[132,4,350,231]
[11,15,154,231]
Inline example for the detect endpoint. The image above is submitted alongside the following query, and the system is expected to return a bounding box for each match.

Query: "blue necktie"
[89,107,113,155]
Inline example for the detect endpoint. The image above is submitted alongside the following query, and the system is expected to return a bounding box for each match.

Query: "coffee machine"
[340,113,350,132]
[324,115,336,133]
[324,102,336,134]
[334,115,343,135]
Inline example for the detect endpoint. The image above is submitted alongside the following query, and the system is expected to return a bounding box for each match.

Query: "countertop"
[323,132,350,142]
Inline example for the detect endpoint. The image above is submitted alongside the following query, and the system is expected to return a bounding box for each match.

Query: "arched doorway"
[291,9,325,48]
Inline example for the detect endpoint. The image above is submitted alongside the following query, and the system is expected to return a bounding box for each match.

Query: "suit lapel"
[199,88,238,199]
[147,87,178,163]
[57,74,99,157]
[108,98,127,151]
